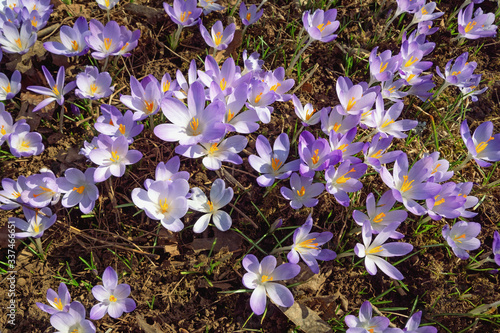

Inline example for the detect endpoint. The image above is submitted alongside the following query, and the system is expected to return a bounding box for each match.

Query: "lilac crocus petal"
[493,231,500,267]
[345,300,390,332]
[239,3,263,26]
[302,8,340,43]
[164,0,202,27]
[200,21,235,51]
[75,66,114,100]
[404,311,438,333]
[442,221,481,260]
[0,70,22,100]
[458,3,497,40]
[44,16,90,56]
[85,19,123,60]
[51,301,96,333]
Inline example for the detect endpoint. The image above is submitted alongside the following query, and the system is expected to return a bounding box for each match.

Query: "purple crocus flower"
[131,179,189,231]
[405,75,435,101]
[120,75,162,121]
[8,129,44,157]
[368,47,401,85]
[395,0,426,16]
[459,74,488,102]
[380,154,441,215]
[95,0,120,10]
[164,0,202,27]
[325,161,367,207]
[143,156,190,190]
[13,206,56,239]
[85,19,123,60]
[426,182,467,220]
[291,95,321,126]
[455,182,478,218]
[26,66,76,112]
[239,3,263,26]
[90,266,136,320]
[0,176,28,210]
[199,20,235,51]
[403,311,438,333]
[155,82,226,146]
[424,151,453,183]
[198,55,249,98]
[22,169,60,208]
[160,72,179,98]
[353,191,407,239]
[115,25,140,57]
[188,178,233,233]
[436,52,477,88]
[75,66,114,100]
[248,133,300,187]
[246,78,277,124]
[366,95,417,138]
[0,21,37,54]
[242,254,300,315]
[302,8,340,43]
[355,221,413,280]
[222,83,260,134]
[320,105,360,135]
[0,107,30,145]
[199,0,224,15]
[50,301,96,333]
[44,17,90,57]
[0,70,21,100]
[328,127,364,163]
[89,134,143,182]
[94,105,143,143]
[442,221,481,260]
[411,2,444,25]
[336,77,377,116]
[298,130,340,177]
[287,214,336,274]
[363,133,403,172]
[36,283,71,314]
[418,20,439,36]
[460,120,500,167]
[20,8,50,32]
[380,78,408,102]
[345,301,390,333]
[458,3,497,40]
[280,173,324,209]
[56,168,99,214]
[399,39,433,75]
[493,231,500,267]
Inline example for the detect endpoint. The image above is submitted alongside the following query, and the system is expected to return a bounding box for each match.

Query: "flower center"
[180,11,192,22]
[381,119,394,128]
[373,212,385,223]
[208,143,219,154]
[270,83,281,92]
[431,163,441,174]
[336,167,356,184]
[1,125,6,135]
[104,38,112,51]
[226,109,234,122]
[305,108,316,121]
[159,198,169,213]
[346,97,356,111]
[311,149,320,164]
[90,83,98,94]
[15,38,22,49]
[54,297,64,311]
[332,122,341,132]
[110,151,120,163]
[254,92,263,104]
[271,158,282,171]
[31,16,38,27]
[404,56,419,68]
[260,275,273,283]
[368,245,383,254]
[109,295,117,302]
[317,21,331,32]
[71,40,79,51]
[296,186,306,197]
[453,234,466,243]
[379,61,388,73]
[20,140,31,151]
[189,117,200,135]
[220,78,227,91]
[207,200,214,212]
[434,195,445,206]
[144,100,155,113]
[298,238,319,249]
[475,136,494,153]
[464,21,477,33]
[33,186,54,198]
[119,124,126,135]
[401,175,414,192]
[163,80,171,92]
[2,83,11,94]
[52,85,60,96]
[72,186,85,194]
[214,31,222,46]
[246,13,251,21]
[371,149,383,159]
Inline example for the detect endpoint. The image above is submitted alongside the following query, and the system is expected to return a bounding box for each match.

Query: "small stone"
[18,278,27,287]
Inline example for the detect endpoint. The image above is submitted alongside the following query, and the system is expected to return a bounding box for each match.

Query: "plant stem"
[286,38,313,77]
[171,24,183,51]
[452,154,473,172]
[59,104,65,133]
[35,237,45,260]
[102,56,110,72]
[336,252,355,259]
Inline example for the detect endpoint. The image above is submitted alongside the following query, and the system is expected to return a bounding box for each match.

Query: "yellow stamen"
[104,38,112,51]
[296,186,306,197]
[31,16,37,27]
[381,119,394,128]
[52,85,60,96]
[464,21,477,33]
[189,117,200,135]
[120,42,129,51]
[298,238,319,249]
[163,80,171,93]
[180,11,192,22]
[119,124,126,135]
[33,186,53,198]
[15,38,22,49]
[346,97,356,111]
[404,56,419,68]
[105,0,109,7]
[0,125,5,135]
[207,200,214,212]
[406,74,416,83]
[254,92,263,104]
[144,100,155,114]
[421,7,428,15]
[332,122,341,132]
[70,40,79,51]
[336,167,356,184]
[159,198,169,213]
[261,275,273,283]
[271,158,282,171]
[475,137,494,153]
[388,86,396,93]
[305,108,316,121]
[110,151,120,163]
[72,186,85,194]
[109,119,114,126]
[226,109,234,122]
[109,295,117,302]
[434,195,445,206]
[90,83,98,94]
[12,191,21,198]
[373,212,385,223]
[451,71,461,76]
[338,143,348,152]
[20,140,30,151]
[246,13,251,21]
[1,83,9,93]
[220,78,227,91]
[270,82,281,91]
[214,31,222,46]
[317,21,331,32]
[371,149,383,159]
[208,143,218,154]
[311,149,320,164]
[401,175,414,192]
[431,163,441,174]
[379,61,388,73]
[453,234,466,243]
[53,297,64,311]
[368,245,383,254]
[33,223,40,233]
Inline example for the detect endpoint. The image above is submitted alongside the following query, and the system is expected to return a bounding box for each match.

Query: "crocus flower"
[13,206,56,239]
[302,8,340,43]
[363,133,403,172]
[325,161,367,207]
[417,20,439,36]
[0,176,28,210]
[43,16,90,57]
[75,66,114,100]
[199,0,224,15]
[345,301,390,333]
[395,0,426,16]
[22,169,60,208]
[380,78,408,102]
[155,82,226,146]
[89,135,143,182]
[355,221,413,280]
[280,173,324,209]
[85,19,123,60]
[95,0,119,10]
[442,221,481,260]
[353,191,407,239]
[460,120,500,167]
[320,105,360,135]
[380,154,441,215]
[94,105,143,143]
[50,301,96,333]
[455,182,478,218]
[198,55,249,98]
[115,25,140,57]
[164,0,202,27]
[90,266,136,320]
[0,70,21,100]
[458,3,497,40]
[436,52,477,88]
[248,133,300,187]
[56,168,99,214]
[368,47,401,85]
[36,283,71,314]
[424,151,453,183]
[246,78,277,124]
[336,76,377,116]
[493,231,500,267]
[241,49,264,75]
[242,254,300,315]
[0,107,30,145]
[287,214,336,274]
[239,3,263,26]
[222,83,260,134]
[0,21,37,54]
[131,179,189,232]
[403,311,438,333]
[459,74,488,102]
[291,95,321,126]
[188,178,233,233]
[366,96,418,138]
[26,66,76,112]
[8,129,44,157]
[298,130,340,177]
[20,8,50,32]
[411,2,444,25]
[143,156,190,190]
[399,39,433,75]
[199,20,235,51]
[120,75,162,121]
[426,182,467,220]
[328,127,364,163]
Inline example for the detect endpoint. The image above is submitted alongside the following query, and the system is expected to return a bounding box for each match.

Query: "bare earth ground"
[1,0,500,332]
